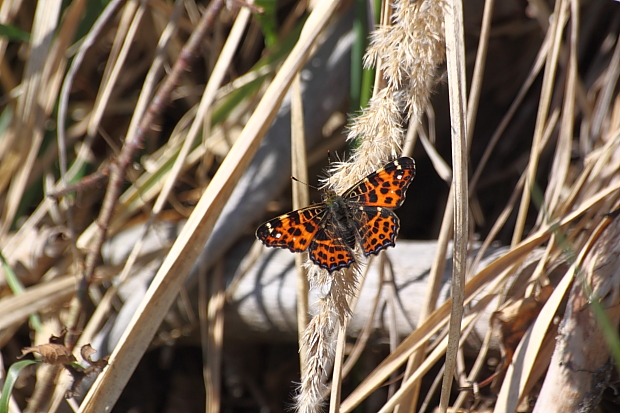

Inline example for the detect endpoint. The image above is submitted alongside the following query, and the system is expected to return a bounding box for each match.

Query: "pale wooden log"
[100,222,556,358]
[101,220,554,356]
[224,240,523,351]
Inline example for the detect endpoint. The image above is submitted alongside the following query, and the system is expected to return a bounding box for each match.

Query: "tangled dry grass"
[1,0,620,412]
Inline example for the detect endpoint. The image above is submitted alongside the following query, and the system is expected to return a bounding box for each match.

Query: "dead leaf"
[65,344,109,398]
[81,343,109,369]
[488,284,554,390]
[20,343,76,365]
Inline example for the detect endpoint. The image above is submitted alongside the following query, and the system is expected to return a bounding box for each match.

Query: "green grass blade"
[0,24,29,42]
[0,360,40,413]
[0,250,43,332]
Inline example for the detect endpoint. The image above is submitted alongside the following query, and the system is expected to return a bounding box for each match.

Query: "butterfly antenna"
[291,176,320,191]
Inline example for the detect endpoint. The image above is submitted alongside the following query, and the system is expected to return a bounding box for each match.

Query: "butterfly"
[256,157,416,273]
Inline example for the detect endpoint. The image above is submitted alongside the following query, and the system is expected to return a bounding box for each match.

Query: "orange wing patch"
[344,157,415,208]
[356,207,400,257]
[256,205,325,252]
[308,226,355,272]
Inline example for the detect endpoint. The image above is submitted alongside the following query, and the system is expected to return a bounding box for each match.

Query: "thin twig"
[68,0,226,345]
[46,167,110,199]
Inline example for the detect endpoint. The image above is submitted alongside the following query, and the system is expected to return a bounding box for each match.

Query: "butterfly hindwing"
[256,204,325,252]
[343,157,415,208]
[355,206,400,256]
[308,218,355,272]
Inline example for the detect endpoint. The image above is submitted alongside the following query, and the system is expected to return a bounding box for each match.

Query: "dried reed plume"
[295,1,447,411]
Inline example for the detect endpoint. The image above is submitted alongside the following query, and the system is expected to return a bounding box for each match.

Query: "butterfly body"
[322,192,358,249]
[256,157,415,273]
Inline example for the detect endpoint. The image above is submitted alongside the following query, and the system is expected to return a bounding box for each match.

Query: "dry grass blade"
[419,126,452,183]
[469,22,549,193]
[4,1,620,411]
[291,73,310,373]
[205,264,225,413]
[452,328,495,410]
[512,0,568,246]
[375,311,482,413]
[87,1,145,140]
[341,183,620,412]
[400,184,453,411]
[543,1,577,216]
[152,6,252,216]
[77,2,341,411]
[339,258,381,379]
[494,220,594,412]
[1,0,63,234]
[441,0,468,411]
[0,275,77,331]
[328,324,347,413]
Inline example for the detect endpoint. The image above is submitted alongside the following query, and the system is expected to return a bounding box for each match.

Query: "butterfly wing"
[256,204,325,252]
[308,216,356,272]
[354,206,400,257]
[343,157,415,208]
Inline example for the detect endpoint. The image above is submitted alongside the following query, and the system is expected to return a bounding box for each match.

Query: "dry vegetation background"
[1,0,620,412]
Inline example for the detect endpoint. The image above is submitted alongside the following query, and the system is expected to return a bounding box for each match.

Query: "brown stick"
[47,166,109,199]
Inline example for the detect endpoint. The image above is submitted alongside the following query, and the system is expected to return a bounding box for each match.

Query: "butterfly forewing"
[256,204,325,252]
[343,157,415,208]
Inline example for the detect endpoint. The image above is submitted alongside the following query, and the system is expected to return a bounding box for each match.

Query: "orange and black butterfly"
[256,157,415,273]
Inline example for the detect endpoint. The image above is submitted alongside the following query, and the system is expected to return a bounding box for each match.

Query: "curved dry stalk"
[296,1,447,412]
[77,2,342,411]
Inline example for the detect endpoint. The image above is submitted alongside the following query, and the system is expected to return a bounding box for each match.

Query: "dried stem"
[296,1,447,411]
[66,0,226,345]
